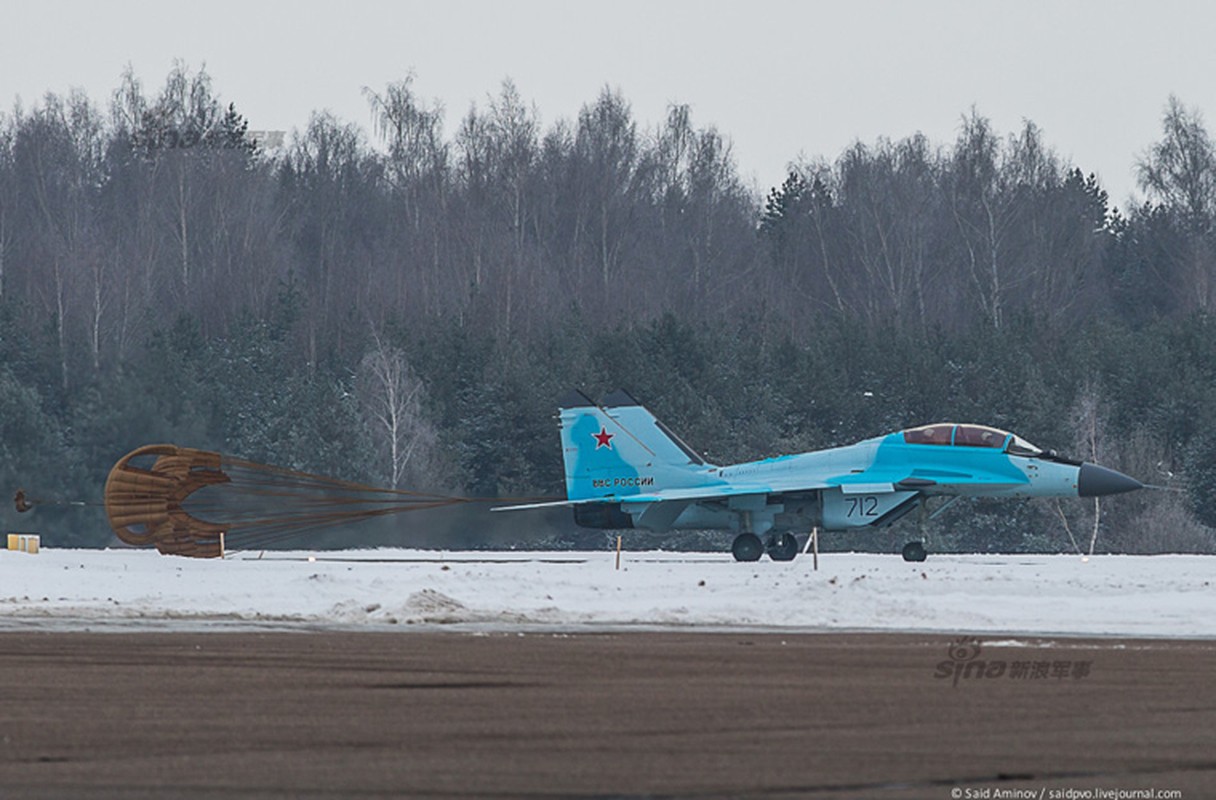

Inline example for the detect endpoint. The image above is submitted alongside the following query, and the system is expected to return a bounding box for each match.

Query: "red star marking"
[593,426,614,449]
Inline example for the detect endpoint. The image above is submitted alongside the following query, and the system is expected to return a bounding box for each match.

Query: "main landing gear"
[731,533,764,562]
[730,532,799,562]
[767,532,799,561]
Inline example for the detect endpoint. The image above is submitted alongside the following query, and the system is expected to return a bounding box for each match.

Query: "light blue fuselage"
[555,396,1139,538]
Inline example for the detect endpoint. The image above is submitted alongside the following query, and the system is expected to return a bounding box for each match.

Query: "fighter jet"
[497,390,1143,562]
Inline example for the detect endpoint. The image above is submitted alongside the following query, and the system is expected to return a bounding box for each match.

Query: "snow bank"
[0,548,1211,636]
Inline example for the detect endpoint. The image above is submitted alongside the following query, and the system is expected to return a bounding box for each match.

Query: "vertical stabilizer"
[558,390,712,501]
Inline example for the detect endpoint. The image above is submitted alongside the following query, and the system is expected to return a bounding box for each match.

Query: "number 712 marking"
[845,496,880,517]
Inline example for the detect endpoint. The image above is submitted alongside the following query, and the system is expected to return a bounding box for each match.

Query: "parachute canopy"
[103,444,472,558]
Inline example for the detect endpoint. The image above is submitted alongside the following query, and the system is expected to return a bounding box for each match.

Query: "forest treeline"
[2,64,1216,553]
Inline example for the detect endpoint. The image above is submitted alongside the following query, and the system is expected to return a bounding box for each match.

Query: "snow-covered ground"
[0,547,1212,637]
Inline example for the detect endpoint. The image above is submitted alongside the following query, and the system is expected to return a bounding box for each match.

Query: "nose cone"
[1078,463,1143,497]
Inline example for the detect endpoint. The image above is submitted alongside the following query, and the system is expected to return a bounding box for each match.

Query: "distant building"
[248,130,286,152]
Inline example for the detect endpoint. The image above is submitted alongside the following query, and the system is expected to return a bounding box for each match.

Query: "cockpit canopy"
[901,423,1042,456]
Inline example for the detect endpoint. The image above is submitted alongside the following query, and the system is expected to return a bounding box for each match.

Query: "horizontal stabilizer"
[492,499,585,512]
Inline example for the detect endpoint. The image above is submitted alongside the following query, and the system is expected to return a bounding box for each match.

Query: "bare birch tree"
[1068,382,1107,554]
[1135,96,1216,312]
[356,335,436,489]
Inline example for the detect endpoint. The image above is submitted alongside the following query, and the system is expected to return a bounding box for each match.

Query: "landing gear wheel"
[767,532,799,561]
[731,533,764,562]
[902,541,927,562]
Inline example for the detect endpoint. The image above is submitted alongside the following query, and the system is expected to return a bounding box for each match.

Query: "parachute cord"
[14,489,99,513]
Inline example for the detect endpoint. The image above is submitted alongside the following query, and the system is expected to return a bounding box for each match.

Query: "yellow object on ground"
[6,533,40,553]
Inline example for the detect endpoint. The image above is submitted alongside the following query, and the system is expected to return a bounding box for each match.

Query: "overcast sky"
[3,0,1215,207]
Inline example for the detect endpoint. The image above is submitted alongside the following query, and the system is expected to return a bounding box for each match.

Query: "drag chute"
[103,444,476,558]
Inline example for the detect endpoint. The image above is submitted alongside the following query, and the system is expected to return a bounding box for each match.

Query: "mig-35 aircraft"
[497,390,1143,562]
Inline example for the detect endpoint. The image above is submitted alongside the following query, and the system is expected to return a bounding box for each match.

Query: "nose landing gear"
[901,541,927,562]
[901,499,931,562]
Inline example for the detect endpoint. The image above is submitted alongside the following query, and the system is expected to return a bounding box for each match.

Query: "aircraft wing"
[492,471,1023,513]
[492,478,830,512]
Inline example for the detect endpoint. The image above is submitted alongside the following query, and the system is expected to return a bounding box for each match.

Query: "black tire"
[902,541,927,562]
[731,533,764,562]
[768,532,799,561]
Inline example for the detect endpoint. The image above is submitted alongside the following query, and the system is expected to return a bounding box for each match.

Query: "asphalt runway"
[0,632,1212,799]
